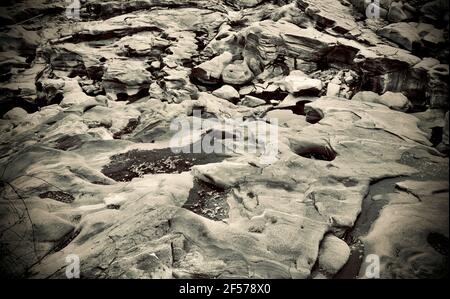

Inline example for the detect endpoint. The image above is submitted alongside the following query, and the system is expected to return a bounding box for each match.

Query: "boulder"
[3,107,27,120]
[378,22,422,52]
[239,95,266,107]
[379,91,413,112]
[318,234,351,275]
[387,2,410,23]
[222,60,254,85]
[212,85,240,101]
[102,59,152,100]
[352,91,412,112]
[191,52,233,84]
[279,71,323,94]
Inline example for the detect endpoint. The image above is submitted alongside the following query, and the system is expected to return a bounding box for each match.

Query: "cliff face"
[0,0,448,279]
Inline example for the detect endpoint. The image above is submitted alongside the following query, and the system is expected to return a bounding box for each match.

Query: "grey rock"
[3,107,27,120]
[318,235,351,275]
[378,22,422,52]
[239,95,266,107]
[212,85,240,101]
[222,60,254,85]
[192,52,233,84]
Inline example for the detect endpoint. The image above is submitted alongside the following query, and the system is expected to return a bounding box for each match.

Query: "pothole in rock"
[427,232,449,256]
[182,179,229,221]
[293,144,337,161]
[305,108,323,124]
[39,191,75,203]
[102,144,229,182]
[36,91,64,107]
[116,89,150,103]
[249,91,289,103]
[289,100,312,116]
[189,72,223,90]
[106,204,121,210]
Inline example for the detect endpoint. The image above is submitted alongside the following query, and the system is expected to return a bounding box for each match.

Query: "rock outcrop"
[0,0,447,280]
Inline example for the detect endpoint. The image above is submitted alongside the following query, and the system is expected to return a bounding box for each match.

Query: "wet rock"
[54,134,87,151]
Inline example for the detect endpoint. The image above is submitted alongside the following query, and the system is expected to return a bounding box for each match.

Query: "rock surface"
[317,235,351,275]
[0,0,448,279]
[360,180,449,278]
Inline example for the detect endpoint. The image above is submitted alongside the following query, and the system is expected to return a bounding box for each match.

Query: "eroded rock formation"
[0,0,448,279]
